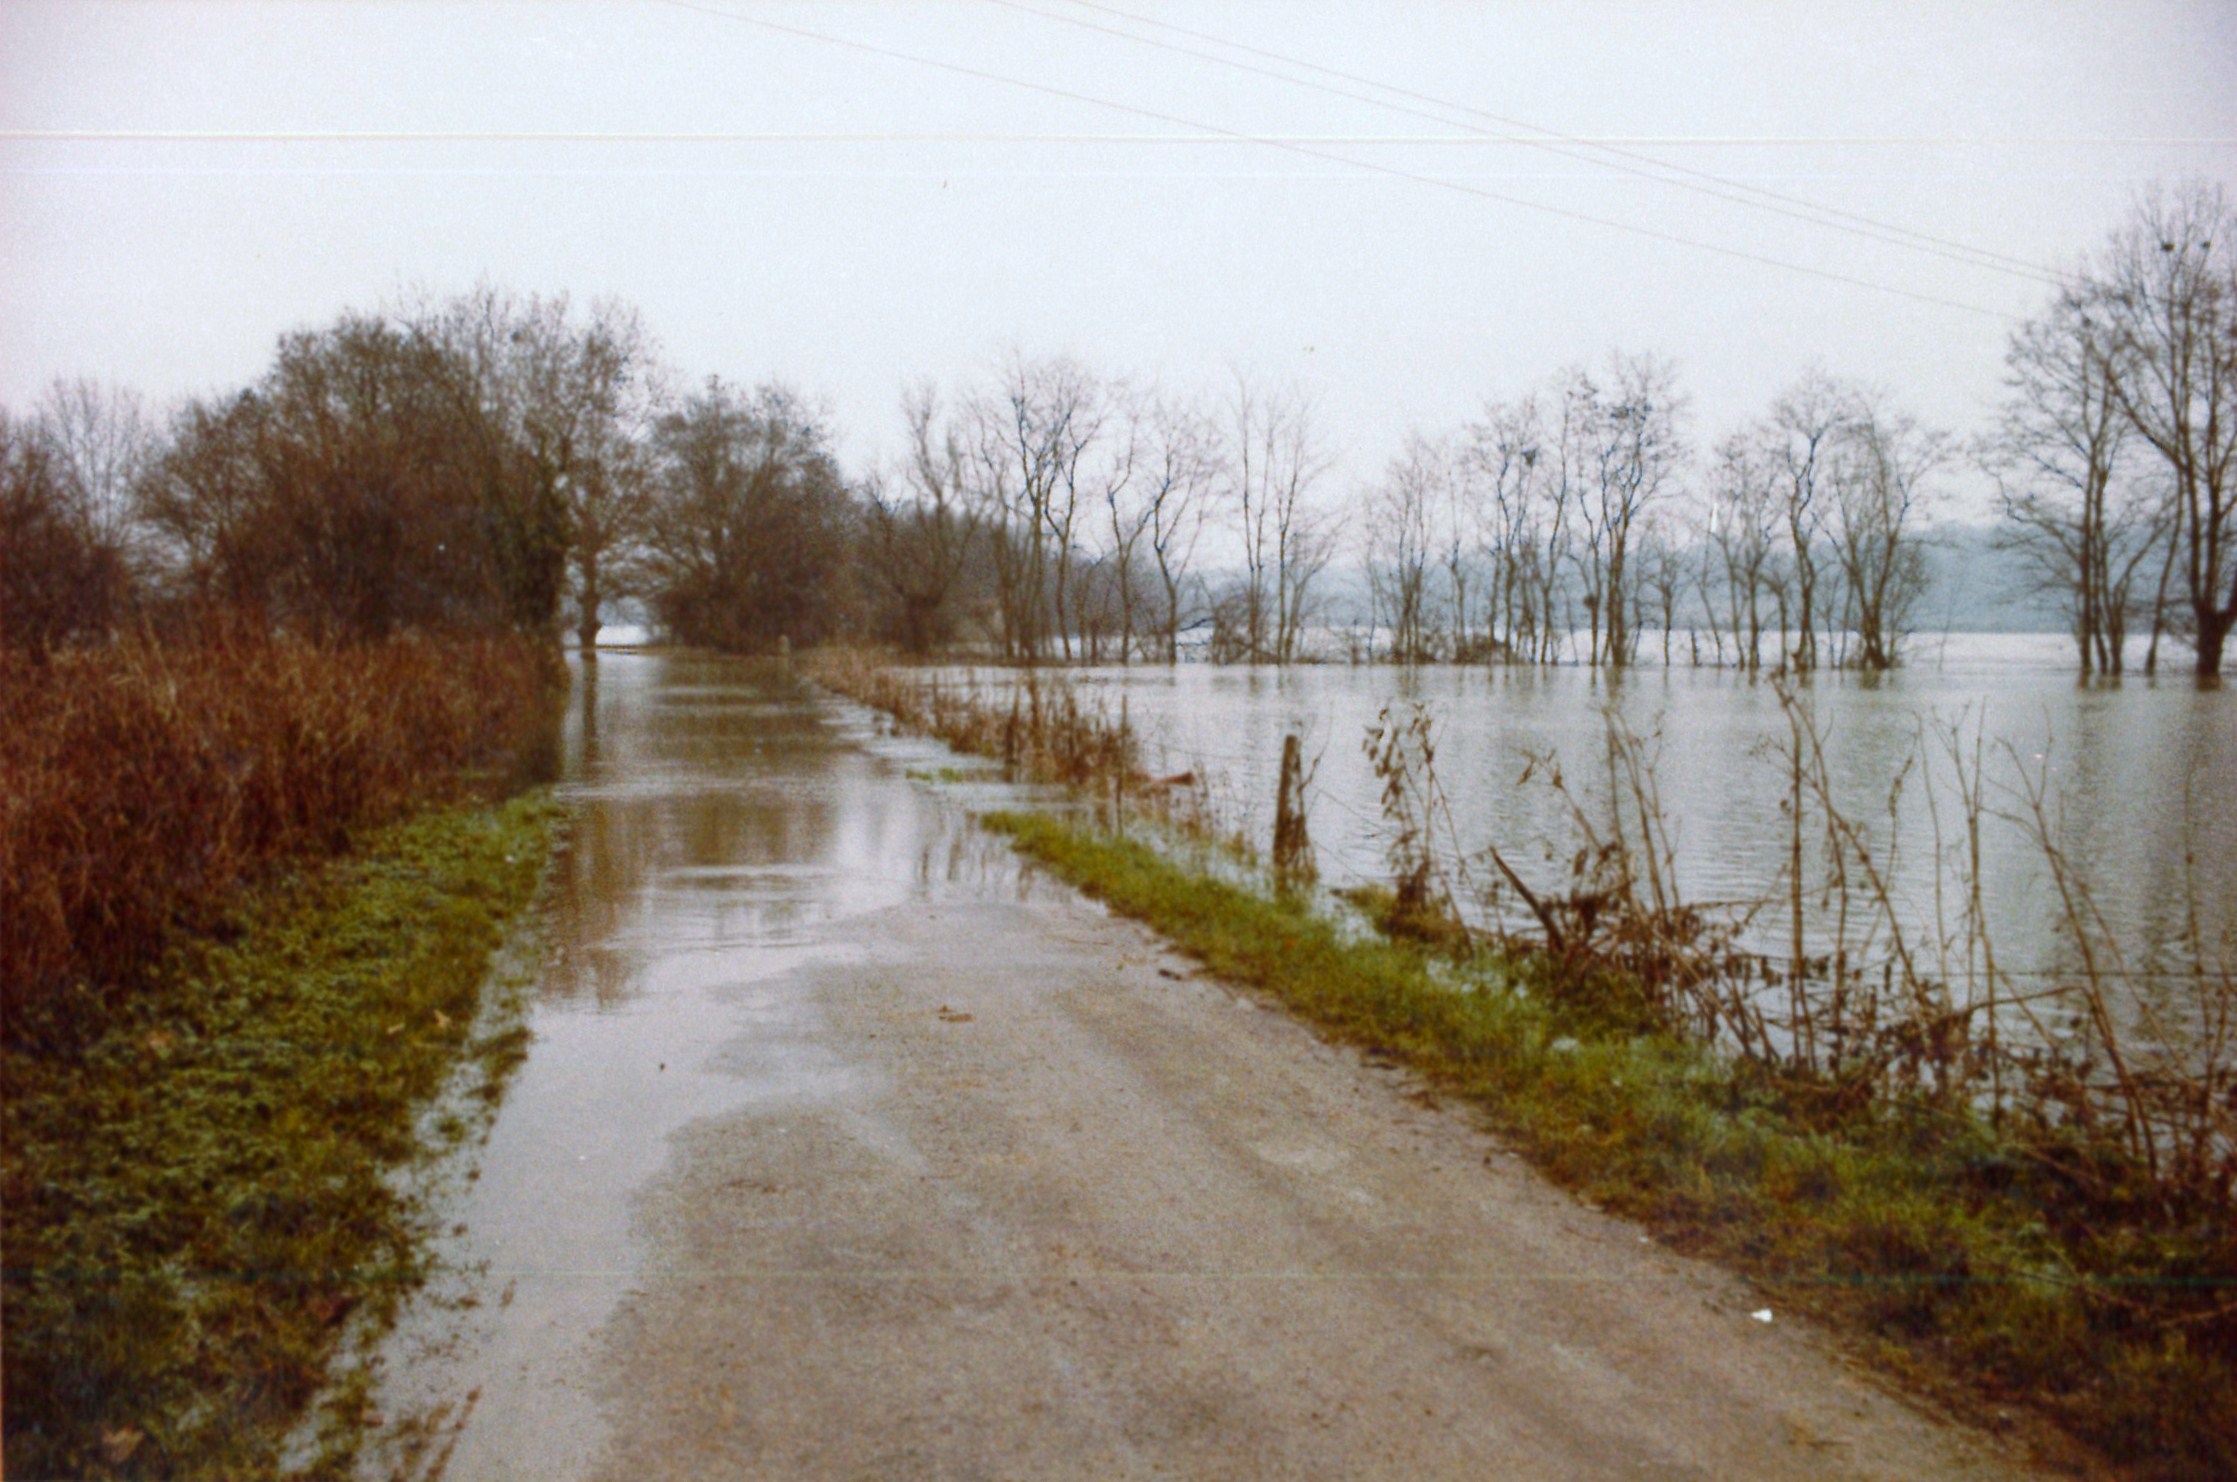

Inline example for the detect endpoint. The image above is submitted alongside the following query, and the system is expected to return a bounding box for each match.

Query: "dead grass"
[812,650,1226,837]
[1,624,563,1054]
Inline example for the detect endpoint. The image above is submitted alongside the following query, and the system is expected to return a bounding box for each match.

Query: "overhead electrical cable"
[9,129,2212,147]
[649,0,2017,322]
[1005,0,2062,287]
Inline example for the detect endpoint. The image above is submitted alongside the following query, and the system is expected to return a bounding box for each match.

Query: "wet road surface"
[353,653,2048,1481]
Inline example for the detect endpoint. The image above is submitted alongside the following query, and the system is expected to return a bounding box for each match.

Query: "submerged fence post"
[1114,692,1130,838]
[1273,732,1314,889]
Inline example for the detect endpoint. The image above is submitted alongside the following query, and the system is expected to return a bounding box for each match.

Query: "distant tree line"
[5,183,2228,676]
[1352,355,1945,672]
[1,287,851,657]
[861,184,2226,678]
[1343,181,2233,678]
[864,357,1334,666]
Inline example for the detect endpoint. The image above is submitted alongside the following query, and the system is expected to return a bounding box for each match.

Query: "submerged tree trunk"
[576,550,602,651]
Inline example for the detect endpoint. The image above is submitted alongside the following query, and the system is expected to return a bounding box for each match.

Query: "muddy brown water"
[347,652,2052,1480]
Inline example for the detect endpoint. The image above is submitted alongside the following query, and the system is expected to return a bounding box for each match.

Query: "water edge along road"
[349,653,2050,1481]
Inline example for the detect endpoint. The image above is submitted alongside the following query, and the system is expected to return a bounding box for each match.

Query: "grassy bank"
[2,790,566,1481]
[986,811,2233,1482]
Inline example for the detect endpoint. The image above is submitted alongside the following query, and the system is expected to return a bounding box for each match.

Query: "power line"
[8,128,2222,147]
[1011,0,2062,287]
[1049,0,2064,281]
[649,0,2018,322]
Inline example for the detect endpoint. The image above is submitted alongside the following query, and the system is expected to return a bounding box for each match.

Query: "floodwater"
[346,652,1072,1478]
[343,650,2046,1481]
[1036,637,2234,1034]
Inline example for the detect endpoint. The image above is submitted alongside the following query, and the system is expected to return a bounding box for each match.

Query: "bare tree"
[1829,396,1945,670]
[959,410,1031,662]
[1705,430,1781,670]
[1028,358,1104,661]
[405,289,569,630]
[1276,498,1341,663]
[1463,394,1552,661]
[1366,431,1443,663]
[1140,392,1218,662]
[1223,373,1335,663]
[136,392,266,612]
[412,288,665,650]
[1578,353,1687,666]
[1685,496,1729,666]
[545,303,664,651]
[1223,373,1277,661]
[866,384,981,655]
[640,379,856,652]
[1985,289,2163,676]
[37,379,155,561]
[1086,389,1145,663]
[1553,373,1606,663]
[1082,389,1183,663]
[2,407,133,650]
[965,354,1106,663]
[1438,434,1485,657]
[6,381,157,644]
[1761,369,1862,671]
[2088,181,2237,677]
[1634,513,1688,665]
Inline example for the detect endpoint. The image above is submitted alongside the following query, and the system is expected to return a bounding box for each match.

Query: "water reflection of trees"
[542,788,658,1009]
[541,655,848,1008]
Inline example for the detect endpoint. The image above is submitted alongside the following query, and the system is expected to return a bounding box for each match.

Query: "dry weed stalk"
[1378,680,2234,1216]
[811,652,1249,844]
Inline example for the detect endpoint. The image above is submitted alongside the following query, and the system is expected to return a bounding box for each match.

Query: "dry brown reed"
[816,651,1272,858]
[1,623,563,1051]
[812,651,1130,785]
[1363,687,2237,1218]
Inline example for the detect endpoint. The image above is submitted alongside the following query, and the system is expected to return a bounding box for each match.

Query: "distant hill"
[1914,524,2068,635]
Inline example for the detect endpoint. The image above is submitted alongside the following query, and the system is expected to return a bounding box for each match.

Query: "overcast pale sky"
[4,1,2233,508]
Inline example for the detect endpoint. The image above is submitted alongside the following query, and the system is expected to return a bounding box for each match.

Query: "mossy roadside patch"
[2,790,566,1481]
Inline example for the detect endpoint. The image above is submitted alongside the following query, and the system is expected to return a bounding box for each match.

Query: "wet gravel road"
[351,654,2049,1481]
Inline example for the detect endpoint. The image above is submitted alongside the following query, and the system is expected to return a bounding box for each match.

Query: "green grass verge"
[986,810,2234,1482]
[905,765,992,785]
[2,790,566,1481]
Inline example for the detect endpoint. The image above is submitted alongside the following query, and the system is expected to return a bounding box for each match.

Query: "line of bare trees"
[861,355,1337,666]
[1346,183,2232,679]
[3,312,1333,666]
[1356,354,1946,673]
[7,184,2226,676]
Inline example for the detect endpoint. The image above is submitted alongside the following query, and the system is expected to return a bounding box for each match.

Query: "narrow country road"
[352,653,2048,1481]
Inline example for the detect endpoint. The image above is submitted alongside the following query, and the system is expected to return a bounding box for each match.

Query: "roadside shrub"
[0,407,133,653]
[0,624,563,1053]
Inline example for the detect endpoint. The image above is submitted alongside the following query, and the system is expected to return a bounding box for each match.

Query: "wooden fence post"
[1273,732,1314,888]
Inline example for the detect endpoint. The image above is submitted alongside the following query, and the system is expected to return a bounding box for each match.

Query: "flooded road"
[355,653,2047,1480]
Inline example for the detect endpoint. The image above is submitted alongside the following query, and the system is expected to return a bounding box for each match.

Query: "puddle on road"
[343,654,1076,1480]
